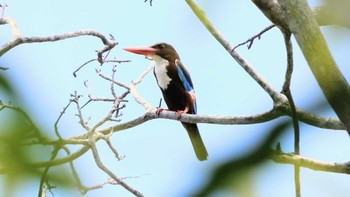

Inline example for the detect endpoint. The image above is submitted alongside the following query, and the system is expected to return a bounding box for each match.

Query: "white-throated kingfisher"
[124,42,208,161]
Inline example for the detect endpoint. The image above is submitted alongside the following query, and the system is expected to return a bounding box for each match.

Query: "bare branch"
[0,27,117,57]
[0,17,20,38]
[54,100,74,140]
[84,80,116,103]
[129,64,154,111]
[110,66,118,99]
[88,134,144,197]
[88,100,123,134]
[71,92,90,131]
[73,59,97,77]
[96,68,130,90]
[61,146,90,195]
[73,52,130,77]
[0,3,7,18]
[233,24,275,50]
[96,130,125,160]
[144,0,153,6]
[99,108,343,136]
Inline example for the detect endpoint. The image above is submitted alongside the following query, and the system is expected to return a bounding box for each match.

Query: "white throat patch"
[149,54,172,90]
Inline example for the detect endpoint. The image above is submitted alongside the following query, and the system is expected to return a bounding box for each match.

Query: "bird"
[124,42,208,161]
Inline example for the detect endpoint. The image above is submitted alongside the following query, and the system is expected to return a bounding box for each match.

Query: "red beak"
[123,46,157,55]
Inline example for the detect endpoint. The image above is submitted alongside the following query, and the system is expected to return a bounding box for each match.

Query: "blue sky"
[1,0,350,196]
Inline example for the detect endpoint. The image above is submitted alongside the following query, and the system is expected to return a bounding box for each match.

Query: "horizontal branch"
[271,150,350,174]
[98,108,344,136]
[28,106,344,168]
[296,108,344,130]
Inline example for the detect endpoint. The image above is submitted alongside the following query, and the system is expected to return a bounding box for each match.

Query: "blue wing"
[175,59,197,114]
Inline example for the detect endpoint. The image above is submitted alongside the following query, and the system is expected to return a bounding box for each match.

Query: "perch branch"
[27,101,344,169]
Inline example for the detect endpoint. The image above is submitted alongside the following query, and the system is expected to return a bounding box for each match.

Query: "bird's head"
[124,42,179,62]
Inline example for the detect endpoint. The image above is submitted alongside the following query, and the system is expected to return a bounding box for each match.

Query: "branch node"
[233,24,275,50]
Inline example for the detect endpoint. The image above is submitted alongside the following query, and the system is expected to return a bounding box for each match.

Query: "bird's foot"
[156,107,169,116]
[176,107,189,119]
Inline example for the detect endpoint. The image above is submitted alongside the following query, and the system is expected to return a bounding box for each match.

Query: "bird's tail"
[182,123,208,161]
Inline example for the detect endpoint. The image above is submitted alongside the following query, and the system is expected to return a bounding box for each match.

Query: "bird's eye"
[157,44,164,49]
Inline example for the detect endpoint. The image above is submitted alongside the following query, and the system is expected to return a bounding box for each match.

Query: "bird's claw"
[176,107,189,119]
[176,111,184,119]
[156,107,169,116]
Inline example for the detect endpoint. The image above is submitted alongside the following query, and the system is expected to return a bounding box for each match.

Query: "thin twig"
[111,65,118,99]
[0,3,7,18]
[144,0,153,6]
[1,29,117,57]
[103,59,131,64]
[97,130,125,160]
[38,147,60,197]
[96,68,130,90]
[281,32,301,197]
[61,146,87,195]
[73,59,96,77]
[73,59,130,77]
[54,100,74,140]
[158,98,162,108]
[71,91,90,131]
[129,64,155,111]
[0,17,20,38]
[89,135,144,197]
[233,24,275,50]
[84,80,116,103]
[87,100,120,134]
